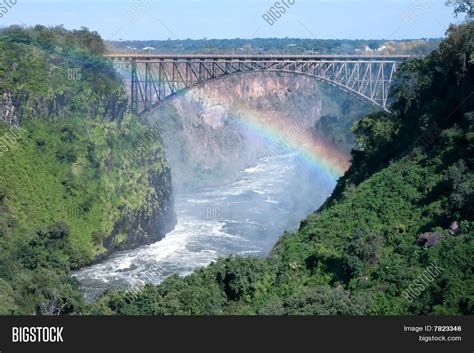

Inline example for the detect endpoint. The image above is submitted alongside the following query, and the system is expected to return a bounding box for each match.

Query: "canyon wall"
[145,72,374,191]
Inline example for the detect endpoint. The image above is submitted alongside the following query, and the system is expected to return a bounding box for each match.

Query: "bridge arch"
[107,54,410,115]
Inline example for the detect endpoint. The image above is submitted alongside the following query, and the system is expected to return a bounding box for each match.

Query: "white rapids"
[73,153,337,301]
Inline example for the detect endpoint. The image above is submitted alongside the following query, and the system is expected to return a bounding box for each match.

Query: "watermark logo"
[0,125,26,158]
[122,265,162,302]
[65,207,84,219]
[261,121,305,159]
[127,0,158,27]
[401,0,434,25]
[414,122,442,149]
[0,0,18,19]
[407,93,473,156]
[67,68,82,81]
[262,0,296,26]
[260,121,321,178]
[123,121,165,166]
[401,261,444,303]
[12,327,63,343]
[206,206,221,220]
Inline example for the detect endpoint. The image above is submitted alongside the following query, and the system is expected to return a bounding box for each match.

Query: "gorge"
[74,72,372,299]
[0,18,472,316]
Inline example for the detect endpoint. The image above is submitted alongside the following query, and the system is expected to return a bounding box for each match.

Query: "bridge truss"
[107,54,410,115]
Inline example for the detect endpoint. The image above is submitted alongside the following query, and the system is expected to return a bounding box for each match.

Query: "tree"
[352,112,400,155]
[45,222,70,241]
[343,229,385,276]
[446,0,473,18]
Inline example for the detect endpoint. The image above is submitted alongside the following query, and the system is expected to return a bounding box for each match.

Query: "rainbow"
[112,60,351,180]
[117,62,352,180]
[230,105,351,180]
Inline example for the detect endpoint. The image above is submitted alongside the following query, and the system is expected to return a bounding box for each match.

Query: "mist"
[73,71,373,300]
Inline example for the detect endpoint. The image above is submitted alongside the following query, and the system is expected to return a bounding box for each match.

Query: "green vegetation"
[0,6,472,316]
[109,37,441,56]
[88,20,473,315]
[314,94,376,152]
[0,26,173,314]
[447,0,473,18]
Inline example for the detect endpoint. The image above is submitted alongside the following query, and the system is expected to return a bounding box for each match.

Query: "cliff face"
[101,164,176,259]
[0,85,176,264]
[146,72,372,191]
[0,26,179,314]
[0,27,176,267]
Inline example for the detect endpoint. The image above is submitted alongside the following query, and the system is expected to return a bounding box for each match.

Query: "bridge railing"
[105,53,413,61]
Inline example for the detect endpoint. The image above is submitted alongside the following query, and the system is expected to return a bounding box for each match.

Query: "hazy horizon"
[0,0,461,41]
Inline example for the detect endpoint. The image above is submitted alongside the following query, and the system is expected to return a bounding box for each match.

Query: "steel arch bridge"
[106,54,411,115]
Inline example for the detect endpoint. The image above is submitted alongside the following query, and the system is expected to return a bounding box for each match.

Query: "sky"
[0,0,461,41]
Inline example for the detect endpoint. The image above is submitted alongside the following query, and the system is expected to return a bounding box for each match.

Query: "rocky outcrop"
[417,232,443,247]
[449,221,460,235]
[0,92,19,126]
[2,89,128,124]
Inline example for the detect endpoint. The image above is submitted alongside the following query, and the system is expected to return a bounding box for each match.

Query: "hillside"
[88,21,473,315]
[0,26,176,314]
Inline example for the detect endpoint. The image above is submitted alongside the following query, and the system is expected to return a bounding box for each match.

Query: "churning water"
[73,153,337,301]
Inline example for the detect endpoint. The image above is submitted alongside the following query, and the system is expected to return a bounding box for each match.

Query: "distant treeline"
[108,37,442,56]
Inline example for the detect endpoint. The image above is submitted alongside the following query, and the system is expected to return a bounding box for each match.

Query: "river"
[73,153,337,301]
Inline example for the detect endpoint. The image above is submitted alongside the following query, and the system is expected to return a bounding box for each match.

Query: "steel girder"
[111,56,405,115]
